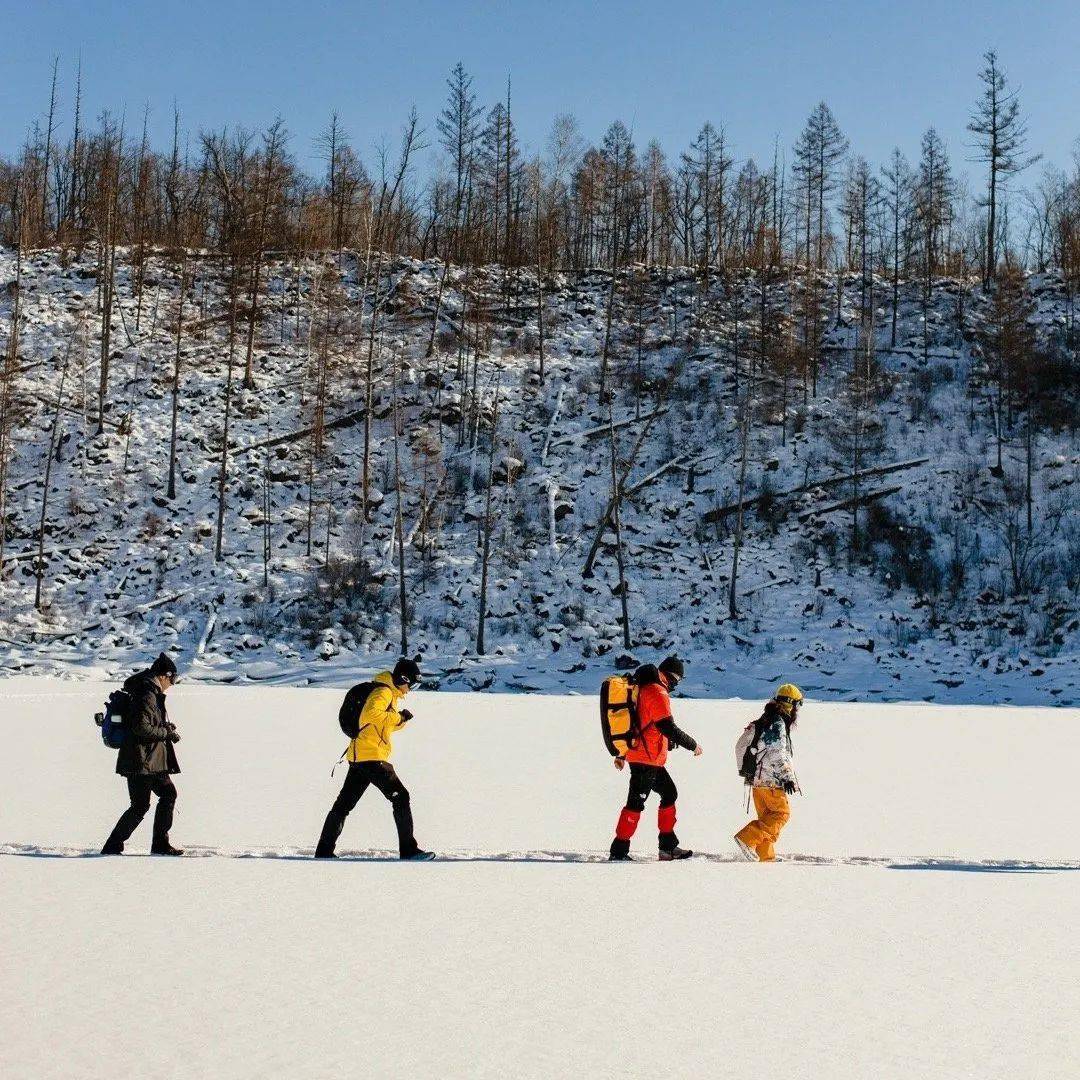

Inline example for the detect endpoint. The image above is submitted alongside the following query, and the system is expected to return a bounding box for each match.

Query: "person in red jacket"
[609,656,703,861]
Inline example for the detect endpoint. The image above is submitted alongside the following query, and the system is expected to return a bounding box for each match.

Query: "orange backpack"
[599,664,660,757]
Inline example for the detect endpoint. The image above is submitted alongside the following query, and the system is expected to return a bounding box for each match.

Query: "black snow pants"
[609,763,680,858]
[316,761,418,858]
[103,774,177,852]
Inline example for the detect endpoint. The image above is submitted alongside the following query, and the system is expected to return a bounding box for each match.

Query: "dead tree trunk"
[582,408,662,577]
[262,405,272,588]
[35,323,79,609]
[166,256,186,501]
[40,57,59,237]
[242,123,283,390]
[608,403,632,648]
[214,260,239,561]
[96,174,118,434]
[728,362,755,619]
[535,160,546,386]
[0,217,24,577]
[425,261,449,358]
[476,374,501,655]
[392,345,409,656]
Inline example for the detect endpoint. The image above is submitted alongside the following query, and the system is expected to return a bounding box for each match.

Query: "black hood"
[123,669,160,694]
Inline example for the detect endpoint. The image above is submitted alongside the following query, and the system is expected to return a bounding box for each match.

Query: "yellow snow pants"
[735,787,791,862]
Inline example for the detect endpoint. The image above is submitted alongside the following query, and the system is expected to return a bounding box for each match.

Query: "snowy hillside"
[1,680,1078,1079]
[0,247,1076,704]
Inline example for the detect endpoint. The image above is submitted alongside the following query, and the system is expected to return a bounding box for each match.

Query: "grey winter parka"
[115,670,180,777]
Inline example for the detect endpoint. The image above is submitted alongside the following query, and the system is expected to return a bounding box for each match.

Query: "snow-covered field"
[2,678,1078,1079]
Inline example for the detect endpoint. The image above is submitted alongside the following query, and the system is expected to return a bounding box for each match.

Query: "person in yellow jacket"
[733,684,804,862]
[315,659,434,860]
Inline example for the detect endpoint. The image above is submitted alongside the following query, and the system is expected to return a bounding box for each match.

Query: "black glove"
[167,731,181,744]
[782,780,797,795]
[399,709,414,723]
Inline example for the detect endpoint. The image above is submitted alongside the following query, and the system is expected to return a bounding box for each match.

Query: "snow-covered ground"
[2,678,1078,1079]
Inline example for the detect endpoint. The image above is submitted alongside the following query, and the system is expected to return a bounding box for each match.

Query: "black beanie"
[150,652,178,678]
[392,657,421,687]
[659,655,685,681]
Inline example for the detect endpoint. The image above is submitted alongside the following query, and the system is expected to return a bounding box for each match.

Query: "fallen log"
[1,540,117,565]
[741,577,795,596]
[236,408,367,456]
[24,591,189,642]
[702,457,928,524]
[797,485,903,522]
[582,444,723,577]
[550,406,668,448]
[581,411,666,577]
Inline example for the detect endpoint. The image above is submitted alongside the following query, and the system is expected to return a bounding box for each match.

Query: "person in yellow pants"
[733,684,803,862]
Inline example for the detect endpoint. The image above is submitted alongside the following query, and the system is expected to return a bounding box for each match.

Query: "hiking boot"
[150,843,184,857]
[313,850,338,859]
[733,837,759,862]
[401,849,436,861]
[100,841,124,856]
[658,847,694,861]
[608,851,635,862]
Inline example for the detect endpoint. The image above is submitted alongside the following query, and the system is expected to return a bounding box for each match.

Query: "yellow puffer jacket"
[346,672,409,763]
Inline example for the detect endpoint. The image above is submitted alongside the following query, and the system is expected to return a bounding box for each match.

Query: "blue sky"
[2,0,1077,187]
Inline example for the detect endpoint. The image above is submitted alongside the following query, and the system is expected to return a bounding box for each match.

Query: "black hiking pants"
[316,761,418,858]
[103,774,177,852]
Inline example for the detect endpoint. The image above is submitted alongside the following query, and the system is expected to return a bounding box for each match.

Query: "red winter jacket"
[625,673,697,766]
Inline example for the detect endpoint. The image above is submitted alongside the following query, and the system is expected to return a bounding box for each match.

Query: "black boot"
[100,840,124,856]
[315,811,346,859]
[401,849,436,861]
[658,847,693,861]
[151,842,184,856]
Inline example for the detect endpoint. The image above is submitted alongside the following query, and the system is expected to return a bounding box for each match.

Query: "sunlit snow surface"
[2,679,1078,1079]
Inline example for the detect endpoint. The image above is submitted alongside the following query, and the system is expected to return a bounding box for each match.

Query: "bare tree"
[682,122,733,291]
[793,102,849,270]
[243,120,286,390]
[40,57,59,239]
[476,373,501,654]
[968,50,1040,287]
[214,258,239,561]
[392,342,409,655]
[728,311,753,618]
[881,149,912,348]
[607,402,632,647]
[35,322,80,609]
[598,121,634,400]
[95,113,123,434]
[166,256,187,500]
[0,184,25,576]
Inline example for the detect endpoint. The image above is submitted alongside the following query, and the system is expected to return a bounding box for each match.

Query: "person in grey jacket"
[101,653,183,856]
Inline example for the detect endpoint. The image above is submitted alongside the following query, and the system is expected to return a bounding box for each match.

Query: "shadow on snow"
[1,843,1078,873]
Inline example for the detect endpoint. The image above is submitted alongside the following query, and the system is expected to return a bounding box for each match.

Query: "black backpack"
[338,682,379,738]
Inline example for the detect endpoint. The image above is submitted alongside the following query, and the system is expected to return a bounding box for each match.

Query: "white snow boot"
[733,837,759,862]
